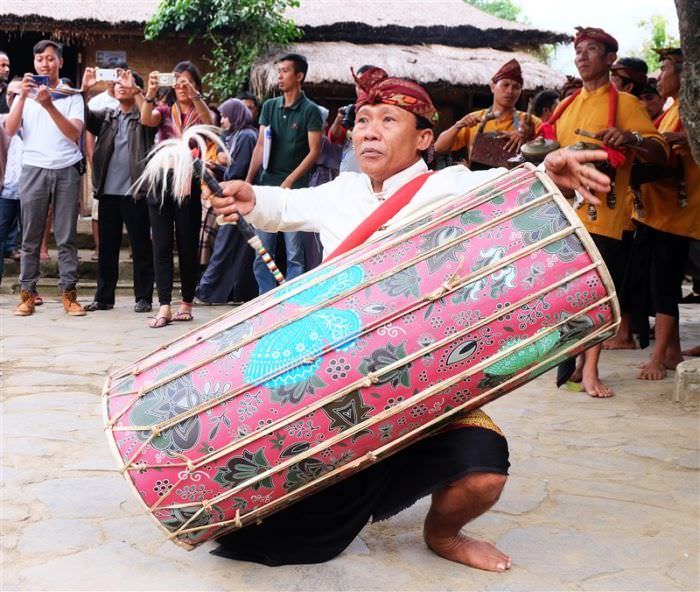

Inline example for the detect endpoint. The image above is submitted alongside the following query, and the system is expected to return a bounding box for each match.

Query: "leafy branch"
[145,0,301,100]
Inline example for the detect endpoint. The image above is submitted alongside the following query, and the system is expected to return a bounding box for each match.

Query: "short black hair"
[614,57,649,96]
[618,56,648,75]
[114,61,130,71]
[278,53,309,80]
[173,61,203,90]
[33,40,63,58]
[533,89,560,118]
[236,90,260,108]
[415,114,433,130]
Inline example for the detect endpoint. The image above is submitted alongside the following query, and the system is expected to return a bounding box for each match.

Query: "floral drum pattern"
[103,165,619,548]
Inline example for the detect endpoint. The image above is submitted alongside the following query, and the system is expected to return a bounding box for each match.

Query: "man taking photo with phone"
[4,39,86,317]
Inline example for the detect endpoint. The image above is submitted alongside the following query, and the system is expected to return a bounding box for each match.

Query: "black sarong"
[212,422,509,566]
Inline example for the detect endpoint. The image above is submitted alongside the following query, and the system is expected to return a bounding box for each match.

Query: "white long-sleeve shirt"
[247,159,504,258]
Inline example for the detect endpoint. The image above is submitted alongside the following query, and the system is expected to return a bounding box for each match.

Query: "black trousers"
[94,195,154,305]
[147,189,201,306]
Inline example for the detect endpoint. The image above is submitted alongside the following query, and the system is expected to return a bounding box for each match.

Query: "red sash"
[327,171,434,260]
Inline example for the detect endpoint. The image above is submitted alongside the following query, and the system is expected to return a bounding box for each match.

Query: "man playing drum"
[208,68,611,570]
[434,59,540,168]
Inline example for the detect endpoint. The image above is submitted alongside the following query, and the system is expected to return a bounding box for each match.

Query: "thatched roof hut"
[0,0,568,124]
[251,0,568,126]
[0,1,161,38]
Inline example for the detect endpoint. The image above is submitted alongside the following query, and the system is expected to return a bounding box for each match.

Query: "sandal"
[172,310,193,322]
[149,315,172,328]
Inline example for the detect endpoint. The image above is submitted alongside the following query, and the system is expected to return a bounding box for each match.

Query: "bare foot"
[682,345,700,357]
[424,530,511,572]
[638,360,667,380]
[662,353,683,371]
[581,374,614,398]
[603,336,637,350]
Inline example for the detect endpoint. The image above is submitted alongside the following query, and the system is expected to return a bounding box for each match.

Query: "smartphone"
[96,68,118,82]
[31,74,49,86]
[157,73,176,87]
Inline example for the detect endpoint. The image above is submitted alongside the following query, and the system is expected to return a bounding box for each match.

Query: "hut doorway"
[1,32,83,87]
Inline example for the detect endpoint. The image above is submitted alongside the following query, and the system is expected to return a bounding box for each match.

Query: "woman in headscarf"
[194,98,258,305]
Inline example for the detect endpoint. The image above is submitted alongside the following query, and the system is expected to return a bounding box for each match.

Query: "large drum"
[103,164,619,549]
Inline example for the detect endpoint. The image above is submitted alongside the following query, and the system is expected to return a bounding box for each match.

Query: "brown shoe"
[14,290,36,316]
[62,289,87,316]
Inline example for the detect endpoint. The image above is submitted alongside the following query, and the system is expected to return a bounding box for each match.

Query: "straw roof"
[290,0,529,30]
[289,1,569,48]
[0,1,160,31]
[251,42,566,96]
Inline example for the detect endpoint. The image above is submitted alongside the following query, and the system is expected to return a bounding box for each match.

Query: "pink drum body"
[103,166,619,548]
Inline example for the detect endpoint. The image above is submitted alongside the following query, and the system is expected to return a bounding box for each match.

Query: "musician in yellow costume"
[632,48,699,380]
[540,27,667,397]
[434,59,540,166]
[208,68,613,570]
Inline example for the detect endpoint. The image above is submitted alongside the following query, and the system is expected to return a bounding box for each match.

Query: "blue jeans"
[253,230,305,294]
[0,197,21,283]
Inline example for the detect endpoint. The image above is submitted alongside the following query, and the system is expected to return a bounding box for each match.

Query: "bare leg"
[581,345,614,398]
[91,218,99,260]
[663,319,684,370]
[603,313,636,349]
[639,314,682,380]
[423,472,510,571]
[569,354,584,383]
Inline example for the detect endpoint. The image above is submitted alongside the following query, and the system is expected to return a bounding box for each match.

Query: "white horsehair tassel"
[131,124,229,205]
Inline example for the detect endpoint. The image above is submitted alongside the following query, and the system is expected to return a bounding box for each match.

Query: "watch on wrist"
[145,96,156,104]
[632,131,643,146]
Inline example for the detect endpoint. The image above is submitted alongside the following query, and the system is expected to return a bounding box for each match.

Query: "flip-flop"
[562,380,584,392]
[149,315,172,328]
[172,311,193,322]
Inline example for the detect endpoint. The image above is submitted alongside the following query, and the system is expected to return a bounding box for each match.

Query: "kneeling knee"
[454,471,507,503]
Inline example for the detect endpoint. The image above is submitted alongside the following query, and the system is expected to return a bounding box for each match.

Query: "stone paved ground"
[1,293,699,592]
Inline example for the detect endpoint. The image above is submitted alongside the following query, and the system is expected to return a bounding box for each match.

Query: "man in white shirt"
[209,70,611,570]
[5,39,86,316]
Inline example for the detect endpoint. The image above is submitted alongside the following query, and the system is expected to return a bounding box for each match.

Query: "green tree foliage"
[466,0,527,23]
[466,0,559,65]
[637,14,680,71]
[145,0,301,100]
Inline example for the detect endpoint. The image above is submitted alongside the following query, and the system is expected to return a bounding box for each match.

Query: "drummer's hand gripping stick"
[193,160,285,286]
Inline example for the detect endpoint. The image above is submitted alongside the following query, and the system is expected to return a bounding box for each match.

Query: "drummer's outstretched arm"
[208,180,325,234]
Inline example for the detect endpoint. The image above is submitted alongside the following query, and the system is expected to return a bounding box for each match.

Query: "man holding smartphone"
[4,39,86,317]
